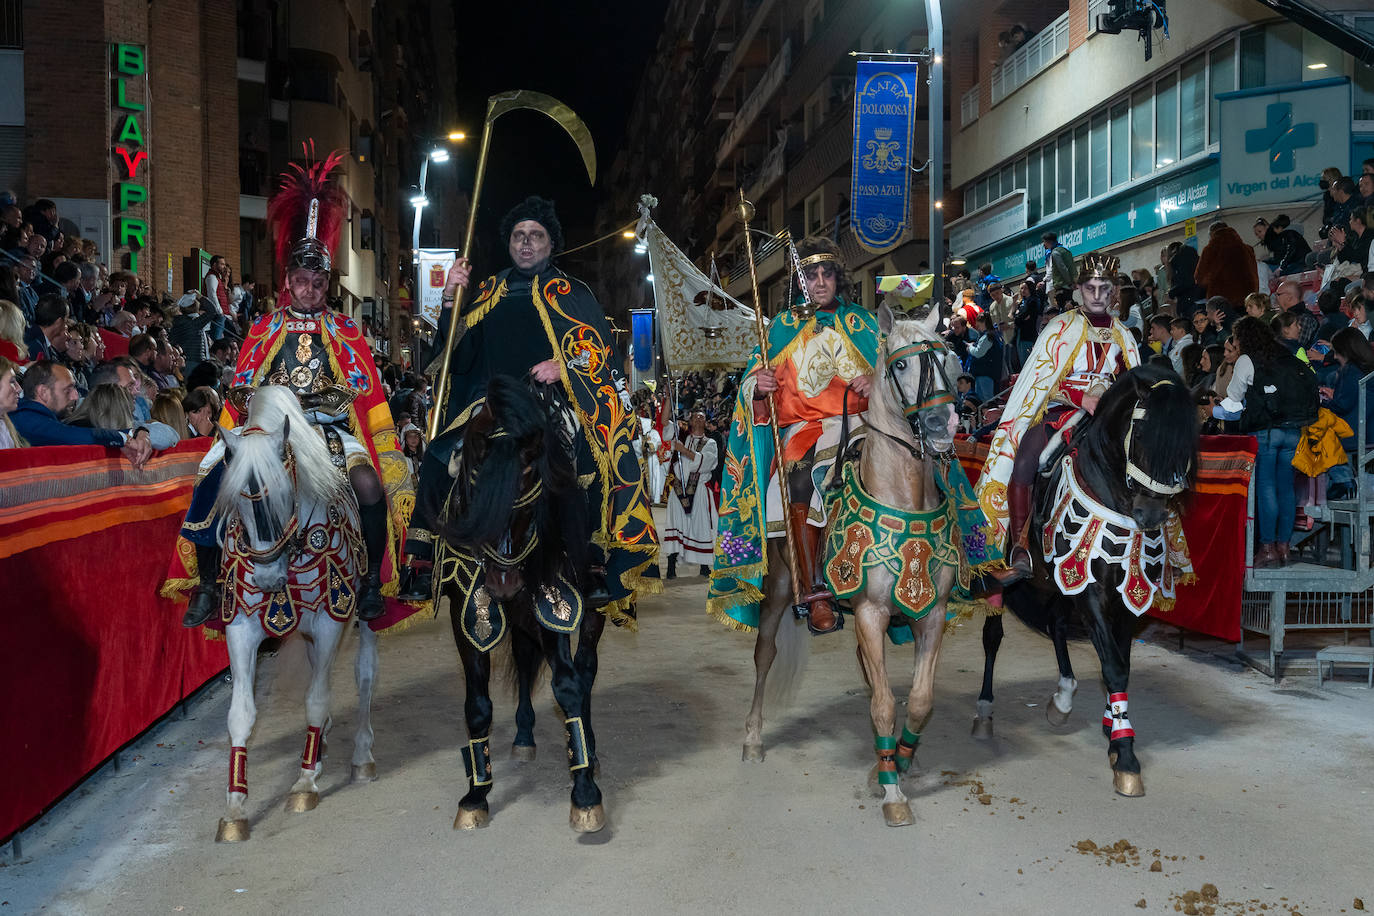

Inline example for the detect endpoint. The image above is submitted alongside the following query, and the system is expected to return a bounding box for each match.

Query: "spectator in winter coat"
[1196,222,1258,309]
[1263,219,1313,274]
[1167,242,1204,311]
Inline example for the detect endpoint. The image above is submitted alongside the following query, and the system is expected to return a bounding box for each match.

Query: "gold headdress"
[1077,252,1121,284]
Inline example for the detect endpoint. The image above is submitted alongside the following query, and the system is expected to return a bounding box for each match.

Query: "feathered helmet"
[266,144,347,305]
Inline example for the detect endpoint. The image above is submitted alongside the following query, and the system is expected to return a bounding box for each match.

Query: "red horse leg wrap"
[1108,692,1135,740]
[229,746,248,795]
[301,725,324,769]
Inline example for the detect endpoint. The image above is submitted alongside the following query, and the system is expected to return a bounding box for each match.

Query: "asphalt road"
[5,565,1373,915]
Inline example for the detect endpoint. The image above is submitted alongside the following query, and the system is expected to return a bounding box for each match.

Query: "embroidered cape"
[975,311,1140,551]
[444,268,660,624]
[707,300,881,631]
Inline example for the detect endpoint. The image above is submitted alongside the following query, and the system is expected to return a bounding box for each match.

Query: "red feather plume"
[266,143,348,307]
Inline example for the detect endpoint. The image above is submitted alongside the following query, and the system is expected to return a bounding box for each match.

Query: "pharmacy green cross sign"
[1244,102,1317,175]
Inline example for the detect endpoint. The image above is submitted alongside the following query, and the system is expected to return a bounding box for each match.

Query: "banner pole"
[737,190,807,617]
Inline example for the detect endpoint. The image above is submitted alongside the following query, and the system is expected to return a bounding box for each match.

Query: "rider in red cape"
[164,147,417,629]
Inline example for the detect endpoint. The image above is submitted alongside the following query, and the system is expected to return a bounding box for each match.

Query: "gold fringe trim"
[707,603,758,633]
[160,577,198,601]
[597,594,639,631]
[370,601,438,636]
[201,627,226,642]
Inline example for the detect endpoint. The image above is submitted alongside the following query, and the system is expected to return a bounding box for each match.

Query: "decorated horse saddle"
[822,457,997,624]
[1041,456,1193,616]
[221,501,364,637]
[437,546,585,653]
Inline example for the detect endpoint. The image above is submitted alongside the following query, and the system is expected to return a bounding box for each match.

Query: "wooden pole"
[737,190,806,613]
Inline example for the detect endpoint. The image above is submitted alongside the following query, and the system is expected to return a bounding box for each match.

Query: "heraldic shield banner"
[850,60,918,254]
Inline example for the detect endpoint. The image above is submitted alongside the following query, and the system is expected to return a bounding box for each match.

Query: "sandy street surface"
[3,559,1373,915]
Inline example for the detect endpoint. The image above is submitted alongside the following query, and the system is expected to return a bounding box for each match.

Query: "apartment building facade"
[598,0,940,326]
[945,0,1374,281]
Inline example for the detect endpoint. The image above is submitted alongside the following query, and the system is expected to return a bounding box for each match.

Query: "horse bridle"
[883,338,957,459]
[1122,379,1188,498]
[229,437,303,565]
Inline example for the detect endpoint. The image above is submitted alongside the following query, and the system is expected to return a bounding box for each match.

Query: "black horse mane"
[1074,363,1199,504]
[444,374,588,585]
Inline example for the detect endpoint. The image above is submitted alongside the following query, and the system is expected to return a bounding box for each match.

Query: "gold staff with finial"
[737,190,807,618]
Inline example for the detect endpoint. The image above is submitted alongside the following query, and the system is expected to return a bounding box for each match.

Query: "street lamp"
[412,134,468,264]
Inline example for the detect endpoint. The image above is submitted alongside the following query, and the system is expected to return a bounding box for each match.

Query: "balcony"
[745,136,787,201]
[716,38,792,166]
[989,11,1069,106]
[960,84,979,128]
[713,0,776,96]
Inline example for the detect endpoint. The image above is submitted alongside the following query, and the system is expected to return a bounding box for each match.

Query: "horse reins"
[230,440,305,564]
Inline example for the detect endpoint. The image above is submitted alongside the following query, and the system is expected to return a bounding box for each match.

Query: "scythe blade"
[487,89,597,186]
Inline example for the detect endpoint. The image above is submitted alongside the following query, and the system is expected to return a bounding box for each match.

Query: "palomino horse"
[971,365,1196,796]
[743,302,975,827]
[436,376,608,833]
[211,386,378,842]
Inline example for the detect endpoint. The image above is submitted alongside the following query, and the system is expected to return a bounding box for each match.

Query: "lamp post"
[409,134,467,265]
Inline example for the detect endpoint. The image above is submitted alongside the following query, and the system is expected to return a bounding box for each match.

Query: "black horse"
[435,374,608,833]
[972,364,1197,796]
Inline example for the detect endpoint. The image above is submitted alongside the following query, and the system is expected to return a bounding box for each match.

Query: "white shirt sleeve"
[1222,354,1255,412]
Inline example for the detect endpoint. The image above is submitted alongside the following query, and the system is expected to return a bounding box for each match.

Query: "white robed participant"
[664,411,718,578]
[639,410,666,505]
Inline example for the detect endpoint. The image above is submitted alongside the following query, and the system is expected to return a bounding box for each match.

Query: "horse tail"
[763,614,810,710]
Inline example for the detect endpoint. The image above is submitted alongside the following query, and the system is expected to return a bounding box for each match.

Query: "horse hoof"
[742,744,765,763]
[1113,770,1145,797]
[454,806,490,830]
[284,791,319,813]
[1046,700,1072,728]
[215,818,250,842]
[882,802,914,827]
[351,762,377,783]
[511,744,537,762]
[570,803,605,834]
[970,716,995,740]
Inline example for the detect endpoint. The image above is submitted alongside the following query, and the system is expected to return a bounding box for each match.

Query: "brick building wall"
[20,0,238,291]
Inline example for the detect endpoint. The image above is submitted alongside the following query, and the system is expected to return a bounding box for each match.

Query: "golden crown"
[874,127,893,141]
[1080,252,1120,281]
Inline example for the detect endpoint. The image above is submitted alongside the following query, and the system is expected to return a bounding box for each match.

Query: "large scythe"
[426,90,598,440]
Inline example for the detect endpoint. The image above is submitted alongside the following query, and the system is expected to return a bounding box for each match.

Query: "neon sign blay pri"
[111,43,148,273]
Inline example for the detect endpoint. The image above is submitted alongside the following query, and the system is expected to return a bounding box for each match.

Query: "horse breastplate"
[268,320,338,397]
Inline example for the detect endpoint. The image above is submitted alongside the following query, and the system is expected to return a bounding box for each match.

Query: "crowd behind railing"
[0,192,414,472]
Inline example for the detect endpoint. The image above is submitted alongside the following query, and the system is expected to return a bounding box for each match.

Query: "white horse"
[211,385,378,842]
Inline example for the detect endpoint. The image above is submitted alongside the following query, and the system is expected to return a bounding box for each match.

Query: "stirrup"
[988,547,1032,586]
[356,572,385,621]
[804,593,844,636]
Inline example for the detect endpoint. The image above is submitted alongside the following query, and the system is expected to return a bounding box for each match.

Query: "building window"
[1056,132,1072,213]
[1073,123,1090,204]
[803,0,825,43]
[1209,41,1235,145]
[804,189,824,236]
[1179,56,1206,159]
[1109,101,1129,188]
[1089,113,1108,198]
[0,0,21,49]
[1154,72,1178,169]
[1239,29,1265,90]
[1027,148,1042,222]
[1130,87,1152,180]
[1040,142,1056,218]
[803,86,827,140]
[1014,157,1028,194]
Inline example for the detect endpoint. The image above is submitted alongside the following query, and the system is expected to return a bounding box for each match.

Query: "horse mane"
[1076,363,1199,496]
[446,375,587,582]
[214,385,348,524]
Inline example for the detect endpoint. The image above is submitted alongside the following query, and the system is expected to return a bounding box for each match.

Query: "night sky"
[446,1,670,278]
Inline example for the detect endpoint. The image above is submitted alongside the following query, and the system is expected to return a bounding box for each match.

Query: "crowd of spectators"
[0,192,254,464]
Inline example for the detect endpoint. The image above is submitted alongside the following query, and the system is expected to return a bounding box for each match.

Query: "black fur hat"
[499,196,564,255]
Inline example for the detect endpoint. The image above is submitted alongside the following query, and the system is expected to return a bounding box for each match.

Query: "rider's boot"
[398,536,433,602]
[357,500,388,622]
[989,479,1034,586]
[666,554,678,579]
[182,543,223,628]
[791,503,841,635]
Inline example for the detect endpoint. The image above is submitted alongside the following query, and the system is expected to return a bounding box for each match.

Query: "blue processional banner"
[850,60,918,253]
[630,308,655,372]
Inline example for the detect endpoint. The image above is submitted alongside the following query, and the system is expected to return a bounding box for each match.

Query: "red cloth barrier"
[955,434,1257,643]
[0,440,226,841]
